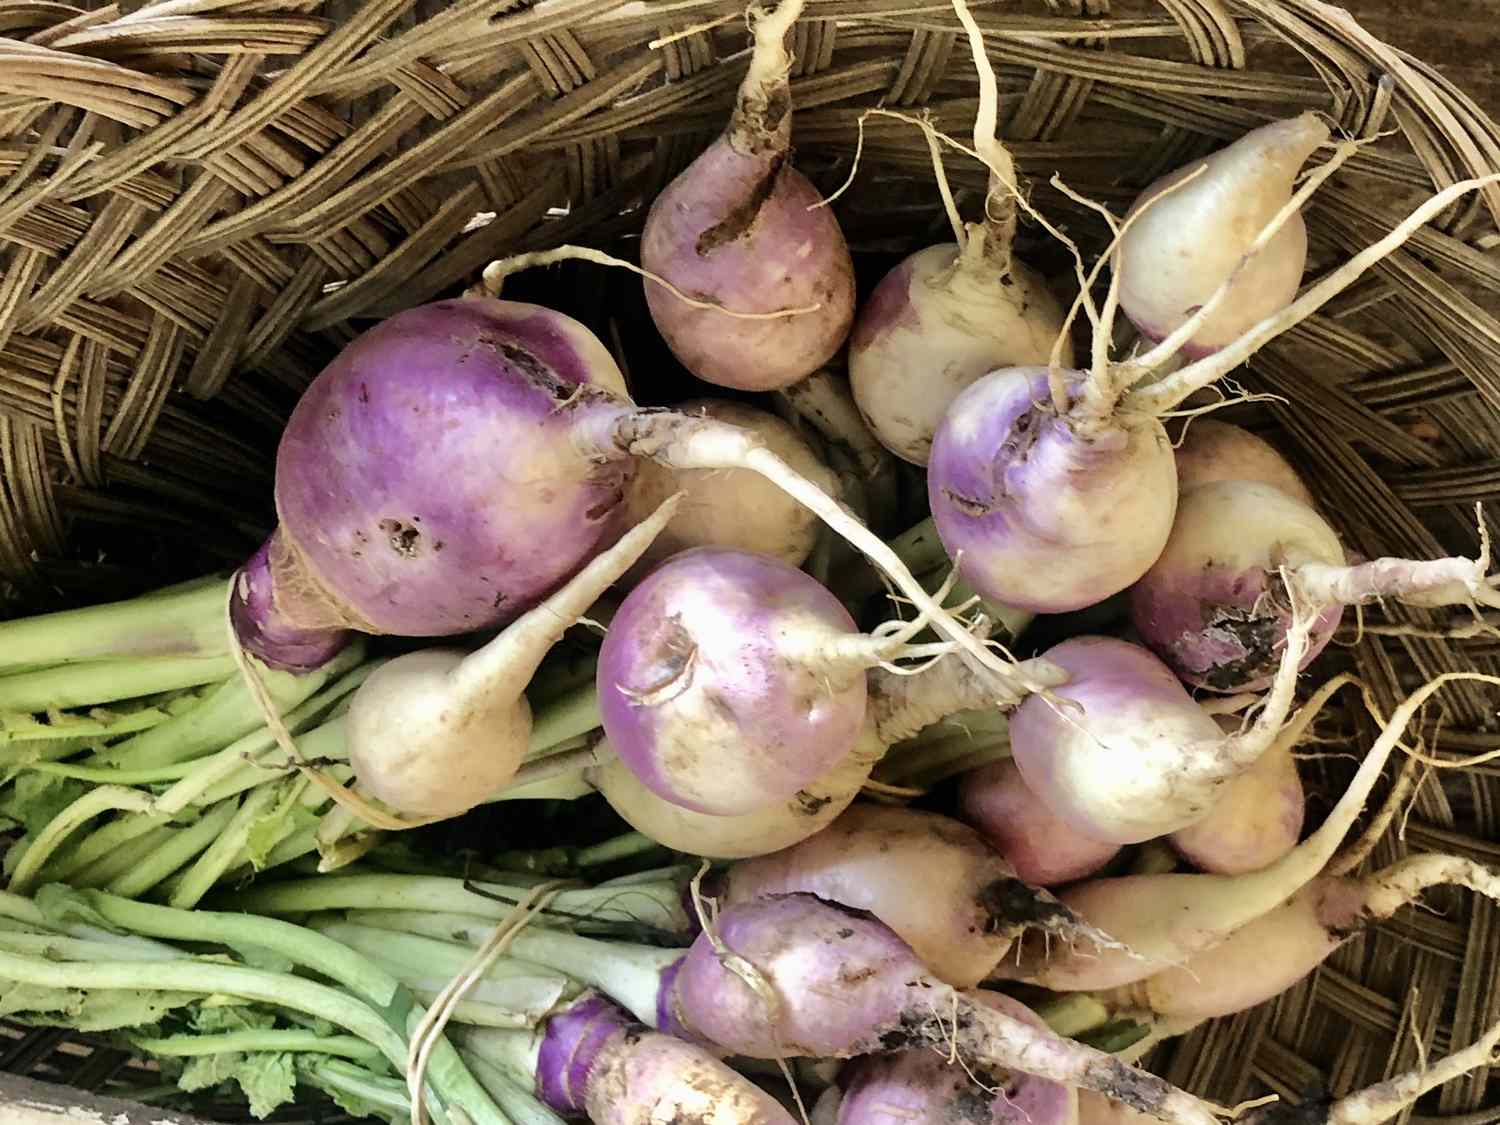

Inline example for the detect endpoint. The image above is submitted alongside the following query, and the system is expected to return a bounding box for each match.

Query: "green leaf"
[34,884,120,934]
[0,773,89,836]
[236,1052,297,1119]
[0,982,83,1019]
[246,785,317,871]
[72,989,200,1031]
[178,1051,244,1093]
[191,1004,277,1034]
[180,1051,297,1120]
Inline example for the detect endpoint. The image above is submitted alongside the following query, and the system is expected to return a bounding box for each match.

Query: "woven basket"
[4,0,1500,1120]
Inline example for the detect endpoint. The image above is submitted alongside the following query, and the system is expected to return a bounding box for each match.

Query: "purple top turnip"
[234,298,631,670]
[848,0,1072,466]
[830,991,1077,1125]
[924,123,1496,616]
[639,0,855,391]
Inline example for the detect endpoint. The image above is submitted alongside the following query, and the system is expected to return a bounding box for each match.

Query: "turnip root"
[457,993,798,1125]
[926,133,1500,614]
[343,496,680,819]
[1115,114,1327,357]
[959,760,1121,886]
[586,726,885,860]
[1171,419,1314,508]
[1095,852,1500,1025]
[232,296,1018,694]
[1007,628,1313,845]
[847,0,1071,466]
[1129,481,1500,692]
[664,895,1231,1125]
[993,673,1485,991]
[598,548,981,816]
[1166,678,1343,875]
[639,0,854,391]
[831,991,1077,1125]
[618,400,837,580]
[499,894,1246,1125]
[717,804,1109,988]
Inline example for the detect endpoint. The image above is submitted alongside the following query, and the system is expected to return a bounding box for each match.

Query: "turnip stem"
[106,800,239,898]
[224,873,692,934]
[1036,993,1113,1037]
[576,831,660,868]
[133,1030,382,1060]
[950,0,1017,263]
[63,888,507,1124]
[0,576,229,672]
[168,777,305,908]
[0,656,236,713]
[0,947,410,1070]
[88,642,369,770]
[1127,171,1500,418]
[8,786,157,894]
[775,370,891,481]
[731,0,804,152]
[527,682,601,756]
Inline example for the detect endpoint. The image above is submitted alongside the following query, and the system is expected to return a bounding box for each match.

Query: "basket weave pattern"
[3,0,1500,1118]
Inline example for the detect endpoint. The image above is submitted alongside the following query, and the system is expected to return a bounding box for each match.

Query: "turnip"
[958,760,1121,886]
[1114,115,1326,358]
[479,894,1247,1125]
[717,804,1109,988]
[1170,419,1314,508]
[231,296,1017,691]
[1006,629,1314,845]
[925,133,1499,614]
[1130,480,1500,693]
[1166,675,1349,875]
[587,725,886,861]
[616,400,837,581]
[597,548,983,816]
[992,672,1486,991]
[591,649,1062,857]
[1093,852,1500,1026]
[455,993,798,1125]
[847,0,1072,466]
[829,991,1077,1125]
[342,495,679,819]
[638,0,854,391]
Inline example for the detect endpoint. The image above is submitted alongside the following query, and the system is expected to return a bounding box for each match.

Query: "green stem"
[1036,993,1113,1038]
[225,874,692,934]
[301,1057,413,1118]
[576,831,663,868]
[92,643,369,769]
[0,577,230,672]
[0,930,187,962]
[0,948,408,1069]
[1,706,171,748]
[874,729,1012,789]
[70,825,176,889]
[133,1029,382,1061]
[107,800,240,898]
[9,786,158,894]
[0,657,237,713]
[67,891,507,1125]
[524,640,601,708]
[168,782,289,909]
[462,1050,570,1125]
[526,682,600,757]
[192,723,346,806]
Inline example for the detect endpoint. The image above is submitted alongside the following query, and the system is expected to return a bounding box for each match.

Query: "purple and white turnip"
[639,0,855,391]
[847,0,1071,465]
